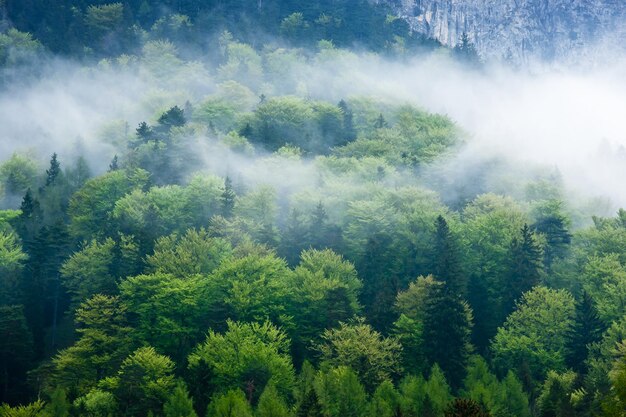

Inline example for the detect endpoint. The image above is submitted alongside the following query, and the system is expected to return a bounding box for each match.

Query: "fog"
[2,42,626,216]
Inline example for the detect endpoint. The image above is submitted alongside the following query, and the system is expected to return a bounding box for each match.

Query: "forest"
[1,1,625,417]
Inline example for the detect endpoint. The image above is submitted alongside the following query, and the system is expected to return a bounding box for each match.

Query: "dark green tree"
[108,155,119,172]
[0,305,33,404]
[503,224,543,317]
[445,398,490,417]
[135,121,155,144]
[422,216,472,390]
[45,153,61,187]
[374,113,387,129]
[337,99,356,143]
[158,106,187,131]
[564,291,605,373]
[221,176,236,219]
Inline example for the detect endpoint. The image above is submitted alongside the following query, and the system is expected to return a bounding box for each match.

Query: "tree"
[108,155,119,172]
[135,122,155,144]
[291,249,362,362]
[158,106,187,132]
[314,366,368,417]
[105,347,175,416]
[492,287,575,392]
[0,305,33,404]
[317,318,402,393]
[188,321,295,408]
[221,176,236,219]
[502,225,543,317]
[536,371,578,417]
[45,153,61,187]
[422,216,472,390]
[163,382,198,417]
[206,390,253,417]
[565,291,605,373]
[338,100,357,143]
[454,33,481,66]
[45,387,70,417]
[368,380,400,417]
[52,295,133,398]
[256,383,289,417]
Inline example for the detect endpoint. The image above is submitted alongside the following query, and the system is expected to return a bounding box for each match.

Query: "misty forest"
[1,1,626,416]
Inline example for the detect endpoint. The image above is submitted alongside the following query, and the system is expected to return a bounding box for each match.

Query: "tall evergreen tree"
[503,224,542,317]
[532,213,571,270]
[0,305,33,405]
[565,291,605,373]
[45,153,61,186]
[108,155,119,172]
[422,216,472,390]
[280,208,307,266]
[221,176,236,219]
[338,99,356,143]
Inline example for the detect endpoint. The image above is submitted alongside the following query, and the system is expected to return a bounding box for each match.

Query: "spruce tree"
[338,99,356,143]
[565,291,605,373]
[503,224,542,317]
[45,153,61,186]
[308,201,328,249]
[109,155,119,172]
[164,382,198,417]
[136,121,155,143]
[374,113,387,129]
[221,176,236,219]
[422,216,472,390]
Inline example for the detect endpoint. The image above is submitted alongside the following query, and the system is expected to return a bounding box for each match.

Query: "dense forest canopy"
[1,1,626,417]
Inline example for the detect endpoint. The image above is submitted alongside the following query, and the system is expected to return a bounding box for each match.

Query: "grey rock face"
[385,0,626,64]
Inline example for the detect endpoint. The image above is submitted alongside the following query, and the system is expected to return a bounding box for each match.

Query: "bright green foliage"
[0,231,27,303]
[536,370,578,417]
[367,380,400,417]
[163,382,197,417]
[206,254,294,324]
[52,295,133,397]
[118,273,207,362]
[147,229,232,277]
[314,366,368,417]
[581,254,626,323]
[0,400,46,417]
[492,287,575,391]
[188,321,295,405]
[68,168,150,240]
[60,238,116,306]
[291,249,362,361]
[105,346,176,417]
[397,365,453,417]
[45,387,70,417]
[206,389,253,417]
[73,389,117,417]
[0,153,38,197]
[602,341,626,416]
[256,383,290,417]
[0,29,42,67]
[317,318,402,393]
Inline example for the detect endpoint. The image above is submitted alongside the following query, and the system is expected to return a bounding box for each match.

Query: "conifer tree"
[503,224,542,317]
[422,216,472,390]
[45,153,61,186]
[338,99,356,143]
[221,176,236,219]
[108,155,119,172]
[565,291,605,373]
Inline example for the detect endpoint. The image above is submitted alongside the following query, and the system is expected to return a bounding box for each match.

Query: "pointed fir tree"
[280,207,307,266]
[296,388,323,417]
[45,153,61,187]
[109,155,119,172]
[422,216,472,390]
[136,121,155,144]
[308,201,328,249]
[503,224,542,317]
[221,176,236,219]
[338,99,356,143]
[564,291,605,373]
[532,212,571,270]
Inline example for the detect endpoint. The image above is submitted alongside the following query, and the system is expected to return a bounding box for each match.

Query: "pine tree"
[221,176,236,219]
[158,106,186,130]
[532,213,571,270]
[296,389,323,417]
[45,153,61,186]
[280,208,307,266]
[422,216,472,390]
[565,291,605,373]
[109,155,119,172]
[308,202,328,249]
[503,224,542,317]
[136,121,155,143]
[338,100,356,143]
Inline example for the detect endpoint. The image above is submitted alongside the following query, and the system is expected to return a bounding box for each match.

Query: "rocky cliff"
[384,0,626,64]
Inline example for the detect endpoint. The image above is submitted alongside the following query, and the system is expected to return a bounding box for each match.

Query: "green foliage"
[317,318,401,393]
[314,366,368,417]
[106,346,176,417]
[256,383,290,417]
[206,389,253,417]
[0,400,46,417]
[188,321,295,406]
[492,287,575,391]
[163,382,197,417]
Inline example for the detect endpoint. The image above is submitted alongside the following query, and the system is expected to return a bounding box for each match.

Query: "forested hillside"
[1,1,626,417]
